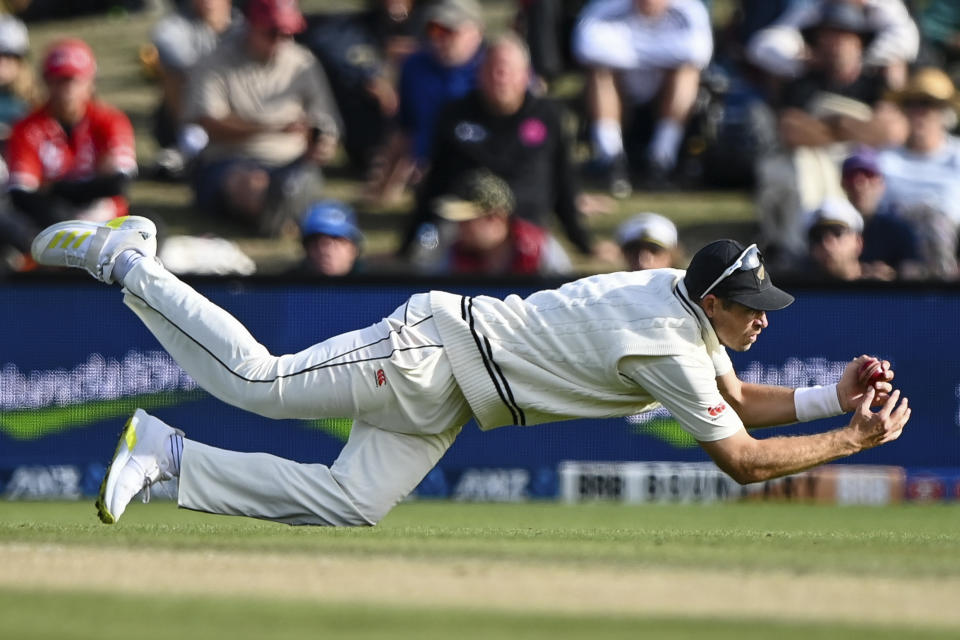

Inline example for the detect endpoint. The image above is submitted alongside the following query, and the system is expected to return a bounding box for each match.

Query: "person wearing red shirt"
[4,38,136,241]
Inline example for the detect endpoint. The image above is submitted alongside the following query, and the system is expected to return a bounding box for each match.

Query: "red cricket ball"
[859,359,885,385]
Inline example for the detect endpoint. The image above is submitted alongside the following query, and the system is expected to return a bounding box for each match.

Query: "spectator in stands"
[747,0,918,89]
[879,67,960,225]
[514,0,588,85]
[799,197,874,281]
[757,1,905,264]
[916,0,960,74]
[840,147,921,279]
[305,0,429,174]
[0,15,35,145]
[420,169,572,276]
[877,67,960,280]
[149,0,242,179]
[615,212,679,271]
[187,0,341,237]
[4,38,136,240]
[571,0,713,195]
[365,0,485,205]
[296,199,364,276]
[399,32,614,263]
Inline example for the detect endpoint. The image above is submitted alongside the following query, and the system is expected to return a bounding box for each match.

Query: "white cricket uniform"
[571,0,713,104]
[121,259,743,526]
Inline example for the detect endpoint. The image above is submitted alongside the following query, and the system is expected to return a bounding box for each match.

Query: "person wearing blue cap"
[297,199,363,276]
[841,147,921,279]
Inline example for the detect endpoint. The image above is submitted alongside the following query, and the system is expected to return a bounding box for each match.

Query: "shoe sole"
[95,411,141,524]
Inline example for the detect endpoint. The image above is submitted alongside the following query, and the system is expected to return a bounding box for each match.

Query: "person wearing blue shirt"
[366,0,484,205]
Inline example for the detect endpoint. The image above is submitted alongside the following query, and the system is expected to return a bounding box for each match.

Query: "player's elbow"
[717,461,758,485]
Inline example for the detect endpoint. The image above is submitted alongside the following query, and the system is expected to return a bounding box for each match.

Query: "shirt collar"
[675,278,722,353]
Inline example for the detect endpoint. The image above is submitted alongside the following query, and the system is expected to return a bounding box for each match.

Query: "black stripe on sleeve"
[462,296,522,425]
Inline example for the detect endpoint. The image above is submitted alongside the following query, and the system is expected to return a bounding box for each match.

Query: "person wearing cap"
[423,169,572,276]
[0,15,36,141]
[365,0,485,206]
[399,33,615,263]
[747,0,918,87]
[757,1,906,261]
[186,0,342,236]
[798,196,872,281]
[878,67,960,226]
[840,147,922,278]
[296,199,364,276]
[35,210,910,526]
[3,37,137,264]
[572,0,713,193]
[148,0,242,179]
[616,212,679,270]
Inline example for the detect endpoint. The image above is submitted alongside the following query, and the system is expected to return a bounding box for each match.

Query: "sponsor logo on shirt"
[707,402,726,418]
[518,117,546,146]
[375,368,387,387]
[454,121,487,142]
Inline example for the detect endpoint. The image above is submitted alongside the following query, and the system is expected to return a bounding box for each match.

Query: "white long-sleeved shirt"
[429,269,744,442]
[572,0,713,103]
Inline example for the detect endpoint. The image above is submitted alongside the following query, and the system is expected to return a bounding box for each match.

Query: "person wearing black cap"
[31,213,912,526]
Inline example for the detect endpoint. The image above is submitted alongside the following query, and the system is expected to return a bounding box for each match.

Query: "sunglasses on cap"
[699,243,761,300]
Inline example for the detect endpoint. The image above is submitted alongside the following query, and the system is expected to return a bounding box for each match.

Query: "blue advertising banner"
[1,277,958,497]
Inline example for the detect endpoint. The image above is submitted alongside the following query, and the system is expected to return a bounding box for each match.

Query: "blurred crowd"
[1,0,960,282]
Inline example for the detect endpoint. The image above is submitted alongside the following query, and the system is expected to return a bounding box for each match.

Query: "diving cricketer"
[32,216,910,525]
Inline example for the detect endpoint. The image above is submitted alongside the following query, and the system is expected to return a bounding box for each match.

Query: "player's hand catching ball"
[846,386,910,450]
[837,354,894,412]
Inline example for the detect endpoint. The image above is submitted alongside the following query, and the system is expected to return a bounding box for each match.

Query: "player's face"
[427,20,483,67]
[45,75,94,124]
[247,25,291,61]
[705,297,768,352]
[305,234,358,276]
[634,0,668,17]
[809,225,863,279]
[457,212,510,253]
[842,169,885,217]
[623,242,672,271]
[479,43,529,115]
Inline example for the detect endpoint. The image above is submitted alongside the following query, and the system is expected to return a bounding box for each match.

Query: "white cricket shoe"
[31,215,157,284]
[96,409,184,525]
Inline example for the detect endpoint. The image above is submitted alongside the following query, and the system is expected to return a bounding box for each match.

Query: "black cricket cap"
[684,239,795,311]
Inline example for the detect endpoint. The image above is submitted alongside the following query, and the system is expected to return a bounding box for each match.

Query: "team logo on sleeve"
[375,369,387,387]
[707,402,727,418]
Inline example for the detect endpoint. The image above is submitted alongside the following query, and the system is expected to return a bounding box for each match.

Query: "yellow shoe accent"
[70,232,91,249]
[46,231,65,250]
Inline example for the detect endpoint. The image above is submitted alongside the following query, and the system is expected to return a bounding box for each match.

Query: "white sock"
[648,119,683,170]
[167,433,183,477]
[111,249,144,286]
[591,119,624,163]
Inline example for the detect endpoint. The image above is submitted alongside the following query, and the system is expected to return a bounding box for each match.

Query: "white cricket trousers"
[120,257,472,526]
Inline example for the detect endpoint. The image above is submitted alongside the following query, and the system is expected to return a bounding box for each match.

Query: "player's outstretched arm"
[718,354,895,430]
[698,387,910,484]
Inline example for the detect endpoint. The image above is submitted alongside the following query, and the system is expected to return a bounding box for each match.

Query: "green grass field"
[1,500,959,639]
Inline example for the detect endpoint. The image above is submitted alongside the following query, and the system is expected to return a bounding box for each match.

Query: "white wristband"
[794,384,843,422]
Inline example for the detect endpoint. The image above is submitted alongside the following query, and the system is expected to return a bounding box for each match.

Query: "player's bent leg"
[119,255,396,421]
[329,420,463,524]
[177,420,462,526]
